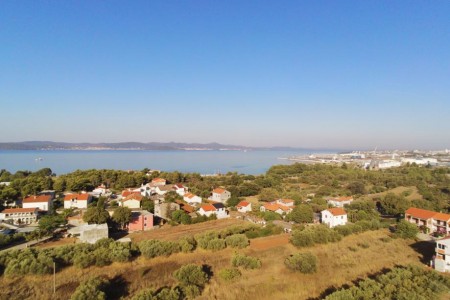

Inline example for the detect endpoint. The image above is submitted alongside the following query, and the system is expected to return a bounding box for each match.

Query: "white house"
[236,201,252,213]
[0,207,39,225]
[91,185,110,197]
[321,208,347,228]
[183,193,202,205]
[155,185,174,196]
[198,203,229,219]
[22,194,52,211]
[173,184,188,196]
[120,193,143,209]
[64,193,92,209]
[327,196,354,208]
[275,199,295,207]
[208,188,231,203]
[434,236,450,272]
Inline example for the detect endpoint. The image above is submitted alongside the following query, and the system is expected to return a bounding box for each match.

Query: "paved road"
[0,236,52,252]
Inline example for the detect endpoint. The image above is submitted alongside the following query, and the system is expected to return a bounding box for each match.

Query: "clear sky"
[1,1,449,150]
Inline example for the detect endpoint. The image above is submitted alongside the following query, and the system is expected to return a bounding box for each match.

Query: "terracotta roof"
[124,193,143,201]
[237,201,250,208]
[182,204,194,213]
[327,208,347,216]
[2,208,38,213]
[213,188,226,194]
[433,212,450,222]
[174,184,185,189]
[121,190,137,197]
[263,203,291,212]
[152,178,166,183]
[64,193,91,201]
[405,207,438,220]
[184,193,199,199]
[200,204,216,212]
[23,195,51,203]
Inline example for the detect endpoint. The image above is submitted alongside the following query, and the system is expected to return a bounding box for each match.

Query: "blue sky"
[0,1,449,150]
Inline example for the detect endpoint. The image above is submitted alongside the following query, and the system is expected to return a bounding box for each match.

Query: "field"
[367,186,424,201]
[128,218,246,242]
[0,229,432,300]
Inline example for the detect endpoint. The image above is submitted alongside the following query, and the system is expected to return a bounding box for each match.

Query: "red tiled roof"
[152,178,166,183]
[200,204,216,212]
[124,193,143,201]
[237,201,250,208]
[23,195,51,203]
[64,193,91,201]
[3,208,38,213]
[433,212,450,222]
[405,207,439,220]
[263,203,291,212]
[327,208,347,216]
[213,188,226,194]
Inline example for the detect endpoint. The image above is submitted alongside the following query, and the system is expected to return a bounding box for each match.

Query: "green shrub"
[218,268,241,281]
[231,253,262,269]
[225,234,249,249]
[71,277,107,300]
[131,289,156,300]
[206,238,226,251]
[179,236,196,253]
[173,264,208,287]
[395,220,419,239]
[291,229,315,247]
[284,252,317,274]
[139,240,181,258]
[195,231,219,249]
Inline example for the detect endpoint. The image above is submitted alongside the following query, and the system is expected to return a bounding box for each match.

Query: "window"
[438,244,446,250]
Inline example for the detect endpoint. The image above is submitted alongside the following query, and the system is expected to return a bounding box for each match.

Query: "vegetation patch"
[324,265,450,300]
[231,253,262,269]
[284,252,318,274]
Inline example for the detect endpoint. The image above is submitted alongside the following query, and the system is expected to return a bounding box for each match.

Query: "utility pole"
[53,261,56,294]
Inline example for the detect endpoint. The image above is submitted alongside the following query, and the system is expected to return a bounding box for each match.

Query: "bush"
[225,234,249,249]
[139,240,181,258]
[179,236,196,253]
[206,238,226,251]
[290,229,315,247]
[173,264,208,287]
[231,253,262,269]
[218,268,241,281]
[285,252,317,274]
[71,277,107,300]
[395,220,419,239]
[195,231,219,249]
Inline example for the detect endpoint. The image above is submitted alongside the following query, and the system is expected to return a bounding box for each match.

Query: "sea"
[0,149,334,176]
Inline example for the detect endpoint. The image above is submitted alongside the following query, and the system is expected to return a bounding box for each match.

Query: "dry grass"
[128,218,245,243]
[0,229,427,300]
[367,186,423,201]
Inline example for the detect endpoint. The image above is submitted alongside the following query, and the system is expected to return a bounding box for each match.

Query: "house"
[22,194,52,211]
[175,200,195,214]
[91,185,110,197]
[208,188,231,203]
[183,193,202,206]
[198,204,216,218]
[154,200,180,219]
[0,208,39,225]
[434,236,450,272]
[128,210,153,232]
[260,202,293,215]
[405,207,450,234]
[198,203,229,219]
[173,184,188,196]
[120,192,143,209]
[327,196,354,208]
[321,208,347,228]
[155,185,174,196]
[64,193,92,209]
[275,198,295,207]
[236,201,252,213]
[68,223,108,244]
[151,178,167,186]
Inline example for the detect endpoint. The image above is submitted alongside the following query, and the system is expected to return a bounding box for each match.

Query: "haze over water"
[0,150,329,175]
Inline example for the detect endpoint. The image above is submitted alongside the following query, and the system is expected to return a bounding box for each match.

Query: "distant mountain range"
[0,141,305,151]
